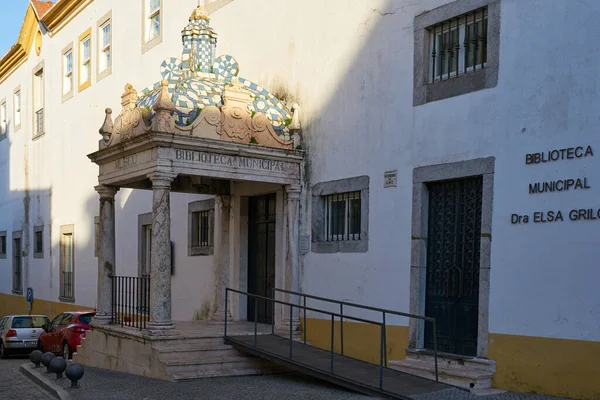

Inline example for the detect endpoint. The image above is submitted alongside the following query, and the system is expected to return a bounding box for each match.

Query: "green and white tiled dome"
[137,6,291,131]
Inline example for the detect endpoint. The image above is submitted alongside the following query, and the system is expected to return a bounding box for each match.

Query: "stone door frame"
[409,157,494,359]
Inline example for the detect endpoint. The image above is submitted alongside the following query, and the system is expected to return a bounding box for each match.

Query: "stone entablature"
[90,129,303,189]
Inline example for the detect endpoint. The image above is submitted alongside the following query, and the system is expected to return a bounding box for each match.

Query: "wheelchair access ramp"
[224,288,454,399]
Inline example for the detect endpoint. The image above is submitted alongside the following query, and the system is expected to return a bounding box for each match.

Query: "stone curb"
[20,363,71,400]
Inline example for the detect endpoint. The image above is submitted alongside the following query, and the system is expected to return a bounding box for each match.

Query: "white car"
[0,314,50,358]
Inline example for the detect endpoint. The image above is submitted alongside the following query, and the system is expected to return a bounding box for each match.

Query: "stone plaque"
[384,170,397,188]
[299,235,310,255]
[100,149,154,175]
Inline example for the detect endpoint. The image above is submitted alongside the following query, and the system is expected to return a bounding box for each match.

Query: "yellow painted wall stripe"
[0,292,90,321]
[304,318,600,400]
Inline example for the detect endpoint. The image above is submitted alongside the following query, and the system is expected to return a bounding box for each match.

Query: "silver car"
[0,314,50,358]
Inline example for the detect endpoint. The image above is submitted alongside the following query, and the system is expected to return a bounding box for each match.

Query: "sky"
[0,0,31,57]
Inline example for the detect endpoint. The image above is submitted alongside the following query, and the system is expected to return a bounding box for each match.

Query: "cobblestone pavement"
[5,354,572,400]
[0,356,55,400]
[22,361,570,400]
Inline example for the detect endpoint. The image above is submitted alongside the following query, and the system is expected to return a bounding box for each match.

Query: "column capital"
[215,194,232,208]
[95,185,119,199]
[285,184,302,200]
[148,171,176,188]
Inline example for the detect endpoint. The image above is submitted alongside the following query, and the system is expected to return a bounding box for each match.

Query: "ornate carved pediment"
[105,84,151,147]
[217,84,253,143]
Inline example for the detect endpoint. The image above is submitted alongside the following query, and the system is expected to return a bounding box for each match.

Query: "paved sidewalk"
[21,361,572,400]
[0,357,55,400]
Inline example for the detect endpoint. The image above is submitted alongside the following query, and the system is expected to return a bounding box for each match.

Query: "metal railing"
[60,271,74,299]
[110,276,150,330]
[274,288,439,381]
[226,288,401,391]
[35,108,44,136]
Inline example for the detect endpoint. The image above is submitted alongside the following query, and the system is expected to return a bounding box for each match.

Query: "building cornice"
[0,5,37,84]
[0,0,93,84]
[41,0,93,37]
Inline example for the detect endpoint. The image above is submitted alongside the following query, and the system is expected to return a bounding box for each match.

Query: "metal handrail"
[274,287,439,382]
[225,288,390,390]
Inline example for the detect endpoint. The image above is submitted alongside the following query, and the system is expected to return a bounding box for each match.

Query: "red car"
[38,310,95,360]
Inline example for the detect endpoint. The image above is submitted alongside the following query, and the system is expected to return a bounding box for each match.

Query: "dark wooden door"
[424,177,482,357]
[248,194,276,324]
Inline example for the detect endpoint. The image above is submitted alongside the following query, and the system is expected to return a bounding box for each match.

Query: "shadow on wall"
[0,111,99,321]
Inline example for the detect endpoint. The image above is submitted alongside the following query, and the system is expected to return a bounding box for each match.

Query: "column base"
[211,310,232,322]
[275,317,302,336]
[147,321,177,336]
[91,313,112,326]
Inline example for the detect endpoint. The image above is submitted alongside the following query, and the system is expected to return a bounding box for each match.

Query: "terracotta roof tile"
[31,0,55,19]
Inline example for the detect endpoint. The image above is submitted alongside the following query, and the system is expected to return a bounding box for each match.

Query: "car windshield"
[11,316,49,329]
[78,314,94,325]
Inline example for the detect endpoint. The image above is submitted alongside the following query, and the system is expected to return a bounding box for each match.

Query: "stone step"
[154,342,232,353]
[153,337,226,347]
[165,356,276,375]
[389,358,493,390]
[171,365,285,381]
[404,349,496,373]
[158,346,243,362]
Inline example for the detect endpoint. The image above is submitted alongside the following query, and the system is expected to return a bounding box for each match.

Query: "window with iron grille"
[60,225,75,301]
[12,233,22,294]
[324,192,361,241]
[428,7,487,83]
[413,0,499,106]
[192,210,210,247]
[188,199,214,256]
[311,176,369,253]
[34,226,43,259]
[0,232,6,258]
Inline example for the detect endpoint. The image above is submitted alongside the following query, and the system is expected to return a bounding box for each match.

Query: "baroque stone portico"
[86,3,304,350]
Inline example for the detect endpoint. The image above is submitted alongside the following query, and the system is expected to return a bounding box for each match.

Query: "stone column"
[281,184,302,330]
[147,172,176,334]
[212,195,232,321]
[94,185,118,325]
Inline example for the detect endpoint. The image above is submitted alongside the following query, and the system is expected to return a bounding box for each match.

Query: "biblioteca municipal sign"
[512,144,596,225]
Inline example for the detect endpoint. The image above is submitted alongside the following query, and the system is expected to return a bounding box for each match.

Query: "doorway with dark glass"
[247,193,276,324]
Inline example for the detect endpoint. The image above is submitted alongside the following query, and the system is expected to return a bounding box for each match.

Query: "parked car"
[38,310,96,360]
[0,314,51,358]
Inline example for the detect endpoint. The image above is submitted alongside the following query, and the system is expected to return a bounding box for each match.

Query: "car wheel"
[0,342,9,359]
[63,342,71,360]
[37,340,44,353]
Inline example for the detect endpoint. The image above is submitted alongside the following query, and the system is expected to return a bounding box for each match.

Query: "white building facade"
[0,0,598,398]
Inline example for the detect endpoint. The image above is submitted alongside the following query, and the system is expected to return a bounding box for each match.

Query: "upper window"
[428,7,487,83]
[13,89,21,130]
[311,176,369,253]
[62,44,74,101]
[142,0,163,53]
[413,0,500,106]
[0,101,6,136]
[33,63,45,138]
[98,11,112,81]
[148,0,160,40]
[78,28,92,92]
